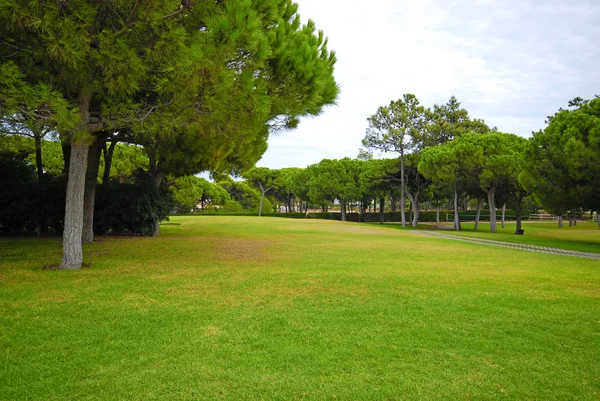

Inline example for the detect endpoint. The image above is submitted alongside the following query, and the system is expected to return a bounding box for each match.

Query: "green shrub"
[221,200,245,212]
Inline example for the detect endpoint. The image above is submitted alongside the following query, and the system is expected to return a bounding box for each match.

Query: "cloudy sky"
[256,0,599,169]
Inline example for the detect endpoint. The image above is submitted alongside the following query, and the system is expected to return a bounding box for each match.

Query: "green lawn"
[385,220,600,253]
[1,216,599,400]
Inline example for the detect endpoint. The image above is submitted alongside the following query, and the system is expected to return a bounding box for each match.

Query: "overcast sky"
[256,0,599,169]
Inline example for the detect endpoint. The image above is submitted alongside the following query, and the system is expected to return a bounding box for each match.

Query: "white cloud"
[257,0,600,169]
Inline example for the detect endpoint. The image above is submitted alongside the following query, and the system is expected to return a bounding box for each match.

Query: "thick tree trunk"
[487,187,497,233]
[379,197,385,224]
[568,215,573,226]
[59,142,89,270]
[474,198,483,231]
[60,92,93,270]
[596,211,600,229]
[400,153,407,227]
[514,198,522,234]
[453,188,461,231]
[82,138,103,243]
[35,136,44,180]
[436,206,440,223]
[501,203,506,228]
[558,215,563,228]
[340,199,346,221]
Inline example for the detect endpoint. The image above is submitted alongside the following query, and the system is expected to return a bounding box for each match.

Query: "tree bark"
[514,197,522,234]
[59,142,89,270]
[62,142,71,177]
[35,135,44,180]
[400,151,406,227]
[558,215,563,228]
[487,186,497,233]
[258,191,265,216]
[82,138,103,243]
[411,195,419,228]
[501,203,506,228]
[379,197,385,224]
[149,152,164,237]
[453,187,461,231]
[60,92,93,270]
[474,198,483,231]
[436,206,440,223]
[102,137,118,185]
[596,210,600,229]
[340,199,346,221]
[405,190,420,228]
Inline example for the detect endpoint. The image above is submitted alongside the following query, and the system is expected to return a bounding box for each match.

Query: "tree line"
[171,95,599,234]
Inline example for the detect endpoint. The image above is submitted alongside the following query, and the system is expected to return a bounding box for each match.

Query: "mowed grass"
[385,220,600,253]
[0,216,599,400]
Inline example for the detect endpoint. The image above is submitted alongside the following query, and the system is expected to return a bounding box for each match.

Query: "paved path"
[409,230,600,260]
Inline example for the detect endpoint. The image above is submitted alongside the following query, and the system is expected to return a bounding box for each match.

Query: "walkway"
[409,230,600,260]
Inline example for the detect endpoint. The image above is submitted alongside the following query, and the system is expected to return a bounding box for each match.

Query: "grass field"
[384,220,600,253]
[1,216,599,400]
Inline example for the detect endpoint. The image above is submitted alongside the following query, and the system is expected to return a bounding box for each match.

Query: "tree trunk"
[62,142,71,177]
[379,197,385,224]
[596,210,600,229]
[514,197,522,234]
[400,152,406,227]
[102,137,118,185]
[501,203,506,228]
[569,215,573,226]
[558,215,563,228]
[152,174,164,236]
[82,138,102,243]
[487,187,497,233]
[60,92,93,270]
[474,198,483,231]
[453,188,461,231]
[411,193,420,228]
[340,199,346,221]
[405,189,420,228]
[35,135,44,180]
[59,142,89,270]
[436,206,440,223]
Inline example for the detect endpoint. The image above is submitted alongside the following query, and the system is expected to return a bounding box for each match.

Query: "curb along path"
[409,230,600,260]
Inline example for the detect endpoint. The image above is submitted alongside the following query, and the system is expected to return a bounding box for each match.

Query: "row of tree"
[177,95,597,234]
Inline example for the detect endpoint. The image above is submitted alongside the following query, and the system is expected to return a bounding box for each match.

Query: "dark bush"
[0,152,66,235]
[94,171,173,236]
